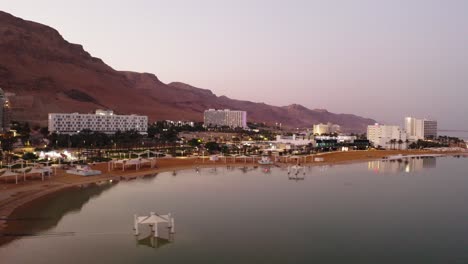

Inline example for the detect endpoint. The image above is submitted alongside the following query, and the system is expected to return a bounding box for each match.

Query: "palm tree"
[397,139,403,150]
[389,139,397,150]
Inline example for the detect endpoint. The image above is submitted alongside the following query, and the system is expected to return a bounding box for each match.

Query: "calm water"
[1,156,468,264]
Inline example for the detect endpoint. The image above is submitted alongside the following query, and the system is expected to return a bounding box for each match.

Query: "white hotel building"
[405,117,438,140]
[313,123,341,135]
[204,109,247,128]
[367,123,407,149]
[48,109,148,134]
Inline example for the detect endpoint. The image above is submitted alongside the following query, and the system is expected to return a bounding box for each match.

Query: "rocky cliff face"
[0,11,375,132]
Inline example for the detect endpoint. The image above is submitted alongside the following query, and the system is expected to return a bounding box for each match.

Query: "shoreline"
[0,149,464,246]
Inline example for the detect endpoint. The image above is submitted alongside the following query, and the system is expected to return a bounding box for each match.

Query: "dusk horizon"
[1,3,468,264]
[1,0,467,130]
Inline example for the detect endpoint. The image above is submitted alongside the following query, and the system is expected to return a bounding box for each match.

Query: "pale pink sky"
[1,0,467,129]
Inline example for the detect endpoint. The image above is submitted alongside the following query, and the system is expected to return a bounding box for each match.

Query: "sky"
[1,0,467,130]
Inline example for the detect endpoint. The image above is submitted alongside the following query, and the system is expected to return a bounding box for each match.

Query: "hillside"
[0,11,375,132]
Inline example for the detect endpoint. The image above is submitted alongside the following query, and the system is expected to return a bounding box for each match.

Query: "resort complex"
[203,109,247,128]
[48,110,148,134]
[1,5,468,263]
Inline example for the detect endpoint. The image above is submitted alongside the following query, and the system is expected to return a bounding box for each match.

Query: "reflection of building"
[0,88,12,133]
[204,109,247,128]
[422,157,437,168]
[313,123,340,135]
[48,109,148,134]
[405,117,438,140]
[368,157,437,173]
[367,124,407,149]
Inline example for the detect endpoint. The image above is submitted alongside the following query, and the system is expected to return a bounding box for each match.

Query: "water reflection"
[136,234,172,249]
[238,166,262,174]
[368,157,437,174]
[1,181,117,246]
[136,223,174,249]
[3,157,468,264]
[261,166,271,174]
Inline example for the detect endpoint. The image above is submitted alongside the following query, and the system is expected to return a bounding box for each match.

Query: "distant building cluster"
[204,109,247,128]
[48,109,148,134]
[366,116,438,149]
[267,133,370,153]
[0,88,11,133]
[312,123,340,135]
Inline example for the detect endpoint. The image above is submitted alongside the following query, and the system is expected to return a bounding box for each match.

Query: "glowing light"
[39,150,77,161]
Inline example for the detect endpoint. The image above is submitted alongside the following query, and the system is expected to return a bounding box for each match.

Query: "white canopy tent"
[0,169,20,184]
[134,212,175,238]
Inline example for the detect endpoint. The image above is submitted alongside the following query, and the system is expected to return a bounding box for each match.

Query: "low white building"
[313,123,340,135]
[315,135,357,143]
[367,124,407,149]
[164,120,195,127]
[275,134,314,146]
[48,109,148,134]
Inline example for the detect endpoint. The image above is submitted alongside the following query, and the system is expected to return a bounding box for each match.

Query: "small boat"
[258,156,274,165]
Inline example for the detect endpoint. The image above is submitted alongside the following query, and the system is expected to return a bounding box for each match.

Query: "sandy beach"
[0,149,463,246]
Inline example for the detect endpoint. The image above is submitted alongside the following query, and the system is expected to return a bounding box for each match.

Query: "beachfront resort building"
[367,123,407,149]
[204,109,247,128]
[405,117,438,140]
[313,123,340,135]
[0,88,11,133]
[164,120,195,127]
[48,109,148,134]
[275,134,314,146]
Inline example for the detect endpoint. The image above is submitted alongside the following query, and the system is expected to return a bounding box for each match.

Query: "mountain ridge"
[0,10,375,132]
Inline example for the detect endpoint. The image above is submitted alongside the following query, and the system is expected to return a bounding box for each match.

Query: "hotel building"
[367,123,407,149]
[0,88,11,133]
[203,109,247,128]
[405,117,438,140]
[313,123,341,135]
[48,109,148,134]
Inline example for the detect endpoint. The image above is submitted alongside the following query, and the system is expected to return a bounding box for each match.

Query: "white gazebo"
[0,169,20,184]
[134,212,175,238]
[287,165,306,176]
[110,158,143,171]
[1,161,26,184]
